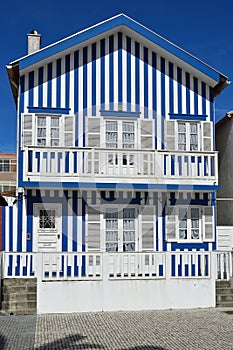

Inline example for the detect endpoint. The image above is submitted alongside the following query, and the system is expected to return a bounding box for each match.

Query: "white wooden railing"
[24,147,218,182]
[215,251,233,280]
[0,251,218,281]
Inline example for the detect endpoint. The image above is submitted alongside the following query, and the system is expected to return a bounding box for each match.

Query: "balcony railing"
[23,147,218,184]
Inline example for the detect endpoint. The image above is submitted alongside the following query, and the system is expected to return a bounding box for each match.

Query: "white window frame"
[103,205,139,252]
[36,114,62,147]
[176,121,201,152]
[0,159,10,172]
[104,119,138,149]
[34,203,62,234]
[177,206,202,242]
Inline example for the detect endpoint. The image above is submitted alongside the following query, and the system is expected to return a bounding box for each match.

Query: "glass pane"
[51,117,59,127]
[106,121,118,131]
[178,123,186,133]
[191,229,199,239]
[190,123,198,133]
[51,128,59,138]
[38,117,46,126]
[179,229,187,239]
[39,209,56,229]
[38,128,46,137]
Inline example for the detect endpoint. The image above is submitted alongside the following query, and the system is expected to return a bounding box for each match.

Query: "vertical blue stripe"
[155,193,159,251]
[194,77,198,114]
[161,57,165,149]
[65,54,70,109]
[209,87,214,122]
[169,62,174,114]
[92,43,97,115]
[29,71,34,107]
[56,58,61,108]
[2,206,5,251]
[202,82,206,115]
[109,36,114,110]
[38,67,43,107]
[62,191,68,251]
[144,47,148,118]
[47,62,52,108]
[162,192,167,251]
[135,42,140,111]
[17,194,22,251]
[186,72,190,114]
[126,36,131,111]
[26,191,33,252]
[18,76,25,187]
[152,52,157,149]
[177,67,182,114]
[83,48,87,115]
[9,206,13,251]
[118,32,123,106]
[100,38,105,108]
[74,51,79,146]
[72,191,78,251]
[82,194,86,252]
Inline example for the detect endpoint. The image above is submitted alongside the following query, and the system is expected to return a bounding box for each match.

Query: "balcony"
[22,147,218,187]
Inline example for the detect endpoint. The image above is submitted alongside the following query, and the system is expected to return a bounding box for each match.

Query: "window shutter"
[64,115,74,147]
[165,120,175,150]
[22,114,33,146]
[87,206,101,250]
[140,120,153,149]
[202,122,212,152]
[87,117,101,147]
[203,206,214,241]
[166,206,177,241]
[141,206,155,250]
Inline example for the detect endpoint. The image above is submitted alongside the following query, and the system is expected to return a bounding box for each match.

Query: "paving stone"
[0,308,233,349]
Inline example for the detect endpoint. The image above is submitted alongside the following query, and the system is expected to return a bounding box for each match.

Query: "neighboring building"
[0,153,16,195]
[216,113,233,250]
[1,14,229,314]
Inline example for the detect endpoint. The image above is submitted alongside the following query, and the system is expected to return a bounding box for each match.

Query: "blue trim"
[171,243,209,251]
[152,52,157,149]
[126,36,131,111]
[2,206,5,251]
[18,14,223,82]
[161,57,165,149]
[26,190,33,252]
[118,32,123,105]
[9,206,13,252]
[82,194,86,252]
[202,82,206,115]
[62,190,68,251]
[29,71,34,108]
[144,47,148,118]
[74,51,79,146]
[100,38,105,108]
[65,54,70,110]
[18,76,25,186]
[109,36,114,110]
[194,77,198,115]
[17,194,23,252]
[72,191,78,251]
[38,67,43,107]
[135,41,140,111]
[21,181,220,191]
[47,62,52,108]
[185,72,190,115]
[155,192,159,251]
[56,58,61,108]
[169,113,207,121]
[177,67,182,114]
[209,87,214,122]
[162,192,167,251]
[92,43,97,115]
[169,62,174,114]
[101,110,140,117]
[83,48,87,115]
[28,106,70,114]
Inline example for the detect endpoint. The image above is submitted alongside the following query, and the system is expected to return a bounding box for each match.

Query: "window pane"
[179,208,187,239]
[178,123,186,133]
[51,117,59,127]
[38,117,46,126]
[39,209,56,229]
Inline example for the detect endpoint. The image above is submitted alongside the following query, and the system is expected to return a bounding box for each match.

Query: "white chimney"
[27,30,41,54]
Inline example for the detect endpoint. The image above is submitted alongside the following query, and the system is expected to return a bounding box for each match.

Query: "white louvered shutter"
[141,206,155,250]
[64,115,74,147]
[22,114,33,146]
[202,122,212,152]
[203,206,214,241]
[87,117,101,147]
[165,120,175,151]
[87,206,101,250]
[140,120,153,149]
[166,206,177,241]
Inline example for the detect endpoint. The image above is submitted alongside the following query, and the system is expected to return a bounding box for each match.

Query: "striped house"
[2,14,229,313]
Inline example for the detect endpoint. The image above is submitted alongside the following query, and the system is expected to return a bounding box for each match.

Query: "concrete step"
[216,294,233,302]
[216,281,231,288]
[216,287,233,295]
[216,300,233,307]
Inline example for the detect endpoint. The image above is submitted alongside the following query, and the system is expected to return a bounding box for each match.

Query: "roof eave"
[6,64,19,108]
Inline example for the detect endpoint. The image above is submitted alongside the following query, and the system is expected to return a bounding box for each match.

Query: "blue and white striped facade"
[5,14,229,258]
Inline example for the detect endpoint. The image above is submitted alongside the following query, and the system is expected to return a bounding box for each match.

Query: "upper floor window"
[178,122,199,151]
[37,116,60,146]
[178,207,200,240]
[0,160,10,172]
[105,120,135,149]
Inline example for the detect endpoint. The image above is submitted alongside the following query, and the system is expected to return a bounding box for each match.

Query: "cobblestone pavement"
[1,308,233,350]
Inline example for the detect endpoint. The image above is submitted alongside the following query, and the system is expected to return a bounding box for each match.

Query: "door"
[33,203,62,252]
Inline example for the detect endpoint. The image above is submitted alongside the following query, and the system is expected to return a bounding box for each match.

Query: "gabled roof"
[7,13,229,105]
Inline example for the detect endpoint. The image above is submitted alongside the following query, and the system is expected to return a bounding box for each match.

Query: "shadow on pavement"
[0,334,6,350]
[34,333,104,349]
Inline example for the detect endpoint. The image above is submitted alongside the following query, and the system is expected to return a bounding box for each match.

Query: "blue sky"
[1,0,233,152]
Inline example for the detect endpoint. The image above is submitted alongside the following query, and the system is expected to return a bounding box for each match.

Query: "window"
[39,209,56,230]
[0,160,10,172]
[105,207,136,252]
[178,122,199,151]
[178,207,200,240]
[37,116,60,146]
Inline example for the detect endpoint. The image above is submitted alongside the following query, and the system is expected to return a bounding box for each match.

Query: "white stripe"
[5,208,9,251]
[182,70,186,114]
[22,201,27,252]
[78,195,83,252]
[173,65,178,114]
[139,45,144,115]
[69,53,74,115]
[67,191,73,252]
[156,55,161,149]
[13,207,18,252]
[198,79,202,115]
[131,41,136,112]
[52,61,57,108]
[42,64,48,107]
[87,46,92,116]
[148,50,153,119]
[34,69,39,107]
[60,57,66,108]
[157,194,163,252]
[104,39,110,110]
[165,60,169,119]
[206,86,210,122]
[189,74,194,114]
[24,73,29,112]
